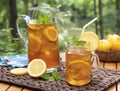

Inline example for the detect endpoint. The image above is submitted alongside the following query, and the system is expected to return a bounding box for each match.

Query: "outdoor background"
[0,0,120,55]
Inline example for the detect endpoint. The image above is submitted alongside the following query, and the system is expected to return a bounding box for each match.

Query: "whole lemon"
[111,37,120,51]
[97,39,111,51]
[107,34,119,45]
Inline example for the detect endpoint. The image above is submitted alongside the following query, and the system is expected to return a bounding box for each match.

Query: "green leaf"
[55,74,62,80]
[48,76,55,82]
[41,73,50,80]
[72,36,86,46]
[44,15,51,24]
[51,70,57,77]
[37,11,51,24]
[40,70,61,82]
[51,70,61,80]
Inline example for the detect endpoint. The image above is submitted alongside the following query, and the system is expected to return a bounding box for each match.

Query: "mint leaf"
[44,15,51,24]
[51,70,57,77]
[40,70,61,82]
[48,76,55,82]
[37,11,51,24]
[72,36,86,46]
[52,70,61,80]
[55,74,61,80]
[41,73,50,80]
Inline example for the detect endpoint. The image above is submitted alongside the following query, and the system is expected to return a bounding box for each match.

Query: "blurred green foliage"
[0,28,27,55]
[0,0,119,54]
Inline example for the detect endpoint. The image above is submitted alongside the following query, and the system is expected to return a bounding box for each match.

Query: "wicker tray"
[96,50,120,62]
[0,62,120,91]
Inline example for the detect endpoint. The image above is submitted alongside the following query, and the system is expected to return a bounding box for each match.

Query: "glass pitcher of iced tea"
[17,6,60,72]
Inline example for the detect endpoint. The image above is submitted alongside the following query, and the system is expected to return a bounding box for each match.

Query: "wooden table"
[0,53,120,91]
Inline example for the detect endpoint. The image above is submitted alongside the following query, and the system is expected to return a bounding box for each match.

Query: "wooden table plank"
[104,63,117,91]
[7,85,23,91]
[104,63,116,70]
[22,88,34,91]
[0,83,10,91]
[117,63,120,70]
[117,63,120,91]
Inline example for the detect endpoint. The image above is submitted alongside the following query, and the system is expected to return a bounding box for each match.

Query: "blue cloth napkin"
[0,54,28,68]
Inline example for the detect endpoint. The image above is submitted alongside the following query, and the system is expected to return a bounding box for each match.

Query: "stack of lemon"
[97,34,120,51]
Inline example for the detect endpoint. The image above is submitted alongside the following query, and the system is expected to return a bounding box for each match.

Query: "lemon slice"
[78,31,99,51]
[67,60,90,80]
[10,68,28,75]
[28,59,46,77]
[43,26,57,42]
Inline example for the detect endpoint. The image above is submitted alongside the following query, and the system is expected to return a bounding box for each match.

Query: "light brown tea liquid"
[66,46,91,86]
[28,24,60,69]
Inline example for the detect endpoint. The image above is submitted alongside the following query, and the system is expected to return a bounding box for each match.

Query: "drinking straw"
[81,17,97,34]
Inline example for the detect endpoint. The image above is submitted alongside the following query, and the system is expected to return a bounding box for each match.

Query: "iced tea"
[66,45,91,86]
[28,23,60,70]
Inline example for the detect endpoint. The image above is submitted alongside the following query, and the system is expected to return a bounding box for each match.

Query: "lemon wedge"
[78,31,99,51]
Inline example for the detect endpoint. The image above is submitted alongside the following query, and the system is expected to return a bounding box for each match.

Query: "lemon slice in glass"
[10,68,28,75]
[28,59,46,78]
[78,31,99,51]
[67,60,90,80]
[43,26,57,42]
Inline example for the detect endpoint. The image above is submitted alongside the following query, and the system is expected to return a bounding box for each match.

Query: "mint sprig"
[41,70,61,82]
[52,70,61,80]
[37,13,51,24]
[72,36,86,46]
[41,73,50,80]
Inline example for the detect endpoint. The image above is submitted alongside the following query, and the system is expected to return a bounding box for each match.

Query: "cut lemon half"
[78,31,99,51]
[10,68,28,75]
[43,26,57,42]
[28,59,46,77]
[67,60,91,80]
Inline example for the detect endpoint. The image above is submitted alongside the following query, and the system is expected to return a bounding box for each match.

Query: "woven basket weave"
[0,62,120,91]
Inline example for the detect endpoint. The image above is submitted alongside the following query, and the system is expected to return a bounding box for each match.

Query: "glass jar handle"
[91,51,100,67]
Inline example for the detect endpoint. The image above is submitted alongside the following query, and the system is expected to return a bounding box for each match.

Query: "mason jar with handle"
[17,6,60,73]
[65,41,99,86]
